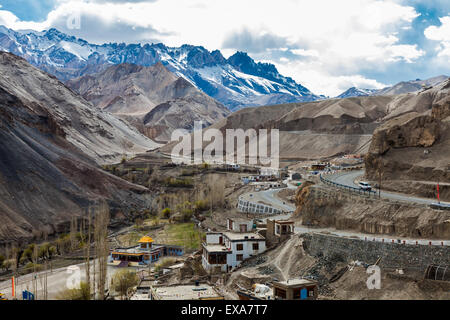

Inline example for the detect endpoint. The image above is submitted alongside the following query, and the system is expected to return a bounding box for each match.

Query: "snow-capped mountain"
[0,26,322,110]
[337,75,449,99]
[336,87,379,99]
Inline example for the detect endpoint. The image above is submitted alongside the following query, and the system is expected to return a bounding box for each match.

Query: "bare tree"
[207,174,225,212]
[70,216,78,252]
[33,244,38,300]
[94,202,110,300]
[85,208,92,300]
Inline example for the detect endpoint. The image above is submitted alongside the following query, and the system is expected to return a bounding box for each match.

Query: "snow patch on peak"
[59,41,93,60]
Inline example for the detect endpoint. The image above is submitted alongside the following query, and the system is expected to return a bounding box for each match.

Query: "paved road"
[243,176,449,246]
[325,170,449,206]
[293,225,450,246]
[243,187,296,213]
[0,261,133,300]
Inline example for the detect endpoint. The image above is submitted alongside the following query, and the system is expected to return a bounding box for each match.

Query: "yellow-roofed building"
[138,236,154,250]
[109,235,184,267]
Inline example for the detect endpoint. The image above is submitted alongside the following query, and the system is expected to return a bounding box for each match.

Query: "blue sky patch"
[0,0,56,22]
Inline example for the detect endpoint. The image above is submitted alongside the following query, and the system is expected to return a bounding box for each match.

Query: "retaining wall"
[301,233,450,270]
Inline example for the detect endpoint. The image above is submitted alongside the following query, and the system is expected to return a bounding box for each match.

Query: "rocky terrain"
[0,52,159,244]
[294,182,450,238]
[67,62,230,142]
[365,79,450,198]
[377,75,449,96]
[223,235,450,300]
[161,76,450,166]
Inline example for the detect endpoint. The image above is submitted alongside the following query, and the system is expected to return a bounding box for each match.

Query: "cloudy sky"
[0,0,449,96]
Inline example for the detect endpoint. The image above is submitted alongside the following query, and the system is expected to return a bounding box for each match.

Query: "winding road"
[240,173,450,246]
[325,170,449,206]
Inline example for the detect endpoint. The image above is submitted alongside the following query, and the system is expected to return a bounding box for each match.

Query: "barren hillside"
[67,62,230,142]
[365,79,450,195]
[0,52,158,243]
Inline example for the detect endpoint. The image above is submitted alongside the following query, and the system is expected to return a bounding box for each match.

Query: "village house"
[150,282,224,300]
[265,219,295,246]
[202,231,266,273]
[272,279,319,300]
[109,236,184,267]
[227,218,255,233]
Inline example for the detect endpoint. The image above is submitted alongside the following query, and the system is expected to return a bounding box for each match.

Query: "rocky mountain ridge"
[67,62,230,142]
[0,26,321,110]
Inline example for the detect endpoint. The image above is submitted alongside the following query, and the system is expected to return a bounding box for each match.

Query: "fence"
[237,196,288,215]
[320,173,378,198]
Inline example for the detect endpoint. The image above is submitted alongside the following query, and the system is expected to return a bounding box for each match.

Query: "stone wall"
[301,233,450,271]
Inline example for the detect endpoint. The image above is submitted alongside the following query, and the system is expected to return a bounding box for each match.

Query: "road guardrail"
[320,173,378,197]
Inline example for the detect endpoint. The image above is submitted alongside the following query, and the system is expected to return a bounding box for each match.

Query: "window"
[252,243,259,250]
[236,243,243,251]
[236,254,243,261]
[208,253,226,264]
[274,288,286,299]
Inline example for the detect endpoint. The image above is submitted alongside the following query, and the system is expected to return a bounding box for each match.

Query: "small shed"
[273,279,318,300]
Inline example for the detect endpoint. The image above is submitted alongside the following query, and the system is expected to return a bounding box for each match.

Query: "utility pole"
[378,162,383,199]
[437,181,440,204]
[379,170,382,199]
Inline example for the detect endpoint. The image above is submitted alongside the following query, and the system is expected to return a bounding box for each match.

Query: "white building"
[227,218,254,233]
[202,232,266,273]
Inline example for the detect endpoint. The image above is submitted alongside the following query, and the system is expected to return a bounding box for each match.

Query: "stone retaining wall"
[301,233,450,270]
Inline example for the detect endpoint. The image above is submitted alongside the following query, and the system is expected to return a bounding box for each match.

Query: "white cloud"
[0,0,427,95]
[424,16,450,57]
[276,61,388,97]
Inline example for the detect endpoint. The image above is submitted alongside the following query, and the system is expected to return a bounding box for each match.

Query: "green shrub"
[194,200,208,213]
[24,262,43,273]
[111,270,139,300]
[57,281,91,300]
[162,208,171,219]
[164,177,193,188]
[155,258,176,272]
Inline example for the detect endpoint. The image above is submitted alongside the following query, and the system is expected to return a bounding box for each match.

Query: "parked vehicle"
[358,181,372,191]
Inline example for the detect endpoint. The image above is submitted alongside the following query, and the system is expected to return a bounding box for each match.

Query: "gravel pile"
[302,252,347,296]
[241,256,268,268]
[257,266,275,275]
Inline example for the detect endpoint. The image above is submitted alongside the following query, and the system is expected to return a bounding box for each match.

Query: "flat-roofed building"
[150,283,224,300]
[273,279,318,300]
[266,219,295,246]
[202,231,266,273]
